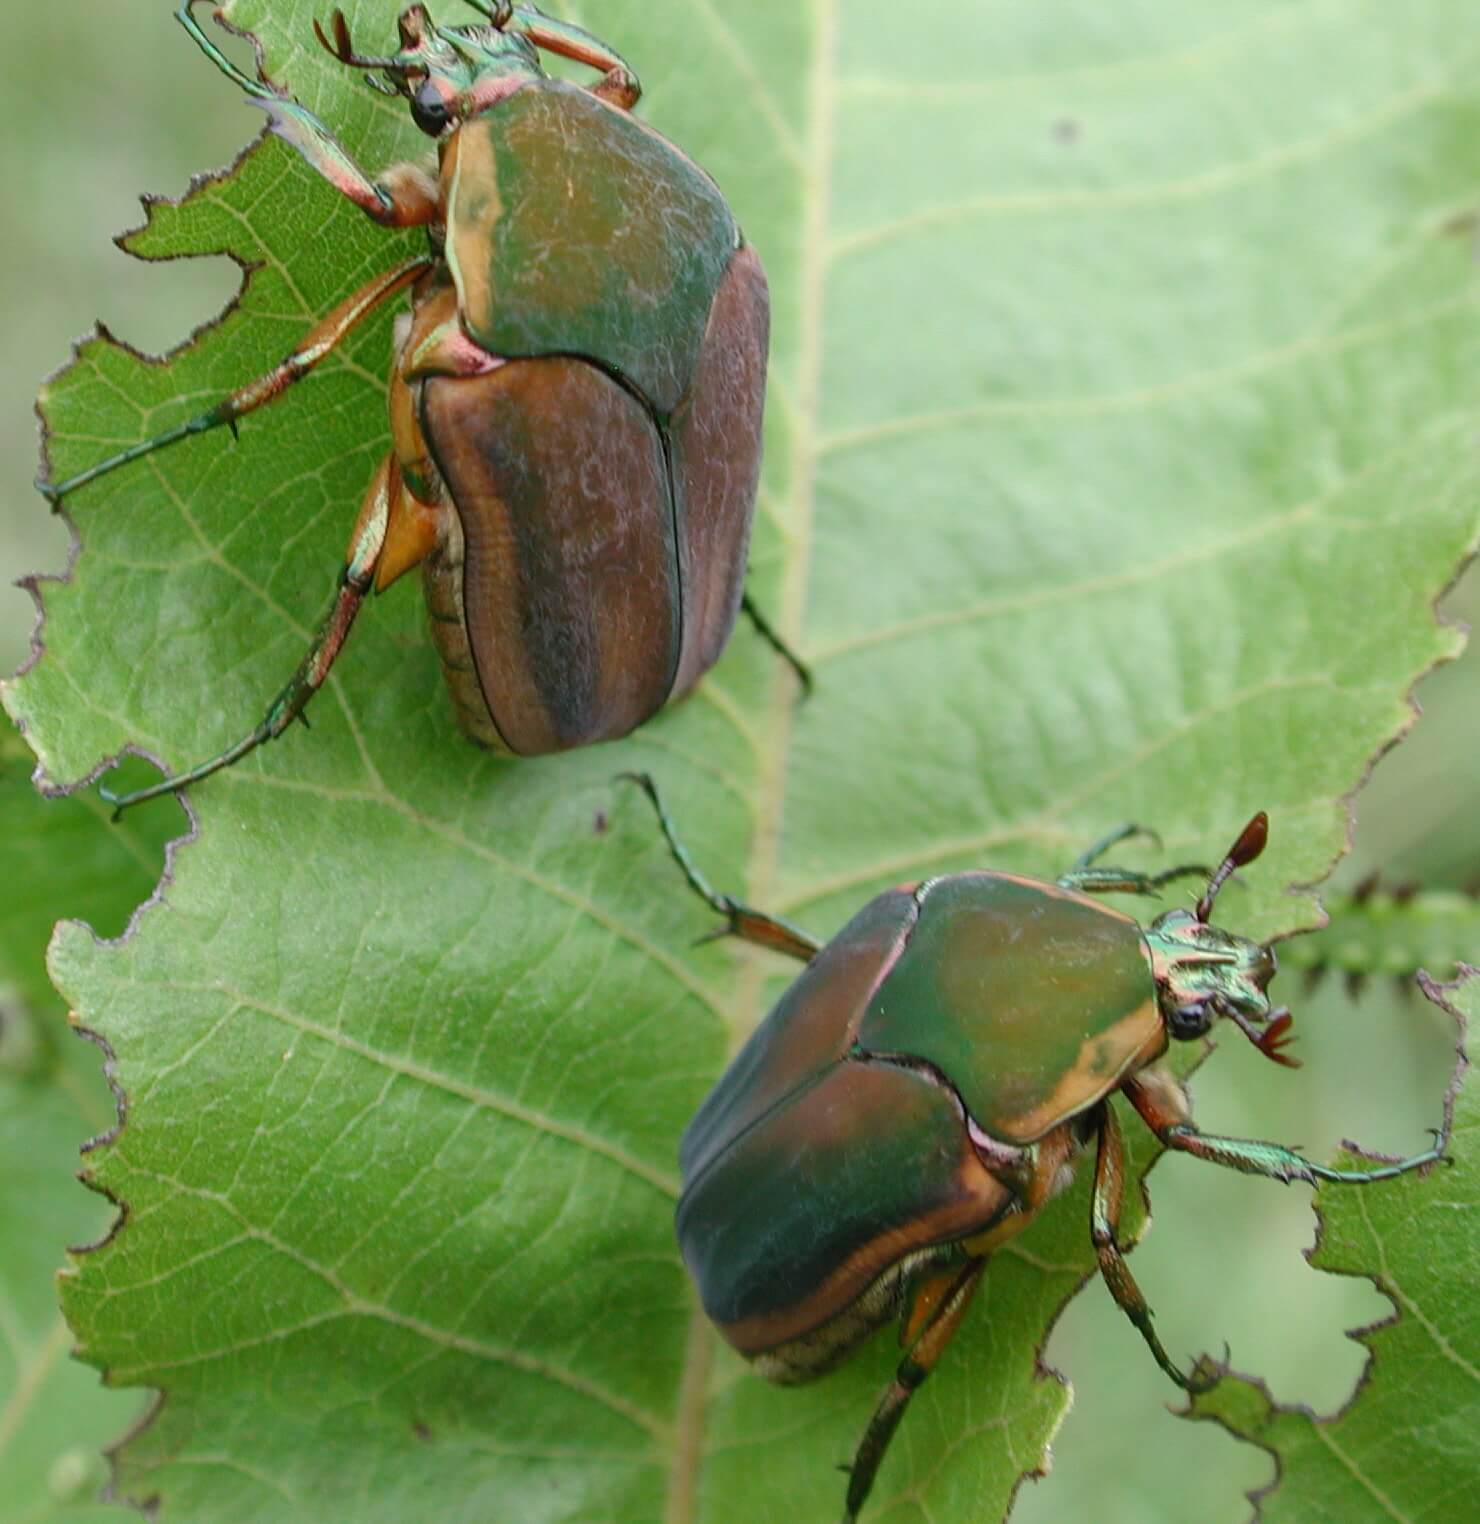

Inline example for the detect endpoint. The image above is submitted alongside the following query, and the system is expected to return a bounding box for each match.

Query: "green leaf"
[0,726,168,1520]
[6,2,1479,1519]
[1278,882,1480,988]
[1187,968,1476,1523]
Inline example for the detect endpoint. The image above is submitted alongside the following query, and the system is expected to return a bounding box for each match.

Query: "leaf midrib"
[662,0,839,1518]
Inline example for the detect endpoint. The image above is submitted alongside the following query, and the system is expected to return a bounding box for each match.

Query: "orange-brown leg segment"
[843,1258,986,1524]
[1090,1102,1216,1393]
[44,256,434,504]
[619,772,821,961]
[375,480,443,593]
[99,455,431,817]
[508,6,643,108]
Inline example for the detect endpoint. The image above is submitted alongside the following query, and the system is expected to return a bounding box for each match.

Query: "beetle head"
[1142,813,1300,1067]
[315,4,545,138]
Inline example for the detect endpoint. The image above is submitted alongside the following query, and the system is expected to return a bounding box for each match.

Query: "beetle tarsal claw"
[1427,1127,1456,1166]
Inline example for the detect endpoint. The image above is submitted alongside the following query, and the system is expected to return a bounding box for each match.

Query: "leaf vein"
[828,78,1446,263]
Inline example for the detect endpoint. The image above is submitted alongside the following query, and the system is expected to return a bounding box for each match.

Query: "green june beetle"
[42,2,806,815]
[623,776,1446,1523]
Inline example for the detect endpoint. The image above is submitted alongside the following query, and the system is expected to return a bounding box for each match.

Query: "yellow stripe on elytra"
[444,128,503,337]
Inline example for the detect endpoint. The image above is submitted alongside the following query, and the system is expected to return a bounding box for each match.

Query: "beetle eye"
[410,82,453,135]
[1167,1001,1213,1040]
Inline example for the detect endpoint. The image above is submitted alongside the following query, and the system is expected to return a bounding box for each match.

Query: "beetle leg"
[618,772,822,961]
[1090,1102,1219,1394]
[98,456,402,818]
[1070,821,1161,869]
[506,7,643,109]
[842,1258,986,1524]
[739,590,814,696]
[1058,823,1210,896]
[1056,864,1211,898]
[1122,1072,1448,1186]
[175,3,439,227]
[42,257,433,505]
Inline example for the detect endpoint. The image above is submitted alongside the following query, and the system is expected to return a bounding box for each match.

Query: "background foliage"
[0,727,170,1522]
[2,2,1477,1521]
[1191,970,1477,1524]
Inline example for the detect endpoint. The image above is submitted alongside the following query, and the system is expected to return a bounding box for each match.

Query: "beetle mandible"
[621,775,1446,1522]
[42,2,806,815]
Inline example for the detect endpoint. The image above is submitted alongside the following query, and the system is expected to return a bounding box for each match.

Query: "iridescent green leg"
[740,590,813,695]
[176,3,438,227]
[99,456,396,817]
[1071,822,1160,869]
[42,256,431,504]
[1058,863,1212,897]
[841,1258,986,1524]
[1123,1073,1446,1185]
[1091,1103,1217,1393]
[1056,823,1209,896]
[619,772,820,962]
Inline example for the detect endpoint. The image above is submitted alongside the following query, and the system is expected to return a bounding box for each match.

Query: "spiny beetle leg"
[42,257,431,505]
[99,455,400,817]
[739,589,813,696]
[618,772,821,962]
[1070,822,1162,871]
[1122,1073,1446,1185]
[175,3,437,228]
[842,1259,986,1524]
[175,1,273,98]
[1090,1102,1220,1394]
[1061,823,1214,896]
[1057,863,1212,898]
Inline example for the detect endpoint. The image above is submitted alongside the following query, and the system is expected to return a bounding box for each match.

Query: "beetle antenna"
[313,10,406,75]
[1196,812,1269,923]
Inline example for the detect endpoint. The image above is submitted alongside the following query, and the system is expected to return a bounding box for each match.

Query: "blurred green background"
[1,4,1472,1521]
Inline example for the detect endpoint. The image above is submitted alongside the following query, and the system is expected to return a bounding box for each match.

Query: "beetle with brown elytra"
[42,1,808,816]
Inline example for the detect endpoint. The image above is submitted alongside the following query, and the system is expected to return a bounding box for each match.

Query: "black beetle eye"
[1167,1001,1213,1040]
[410,81,452,135]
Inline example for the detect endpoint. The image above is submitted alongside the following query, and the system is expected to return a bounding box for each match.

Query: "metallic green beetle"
[43,2,805,815]
[624,777,1446,1523]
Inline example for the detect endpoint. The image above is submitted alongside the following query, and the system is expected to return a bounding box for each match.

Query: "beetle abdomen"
[446,82,738,415]
[750,1245,955,1387]
[421,356,680,754]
